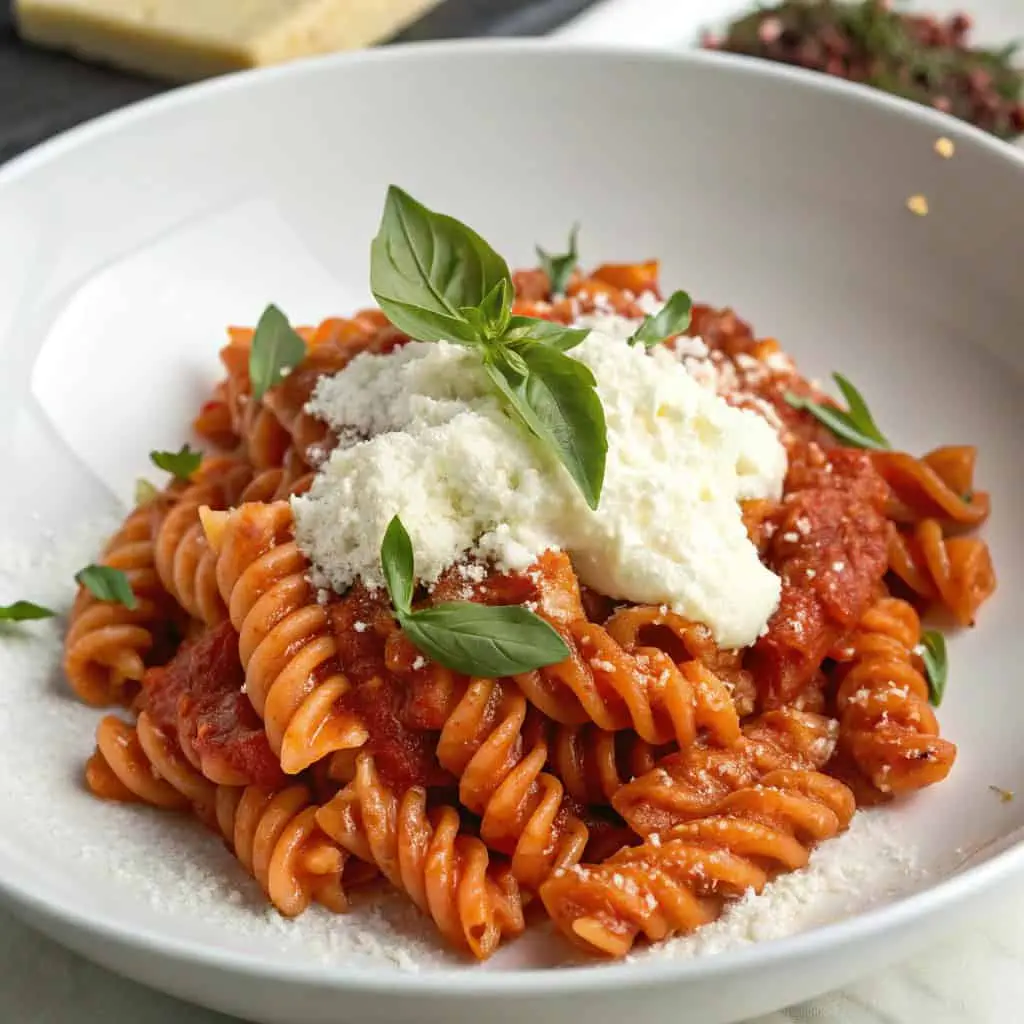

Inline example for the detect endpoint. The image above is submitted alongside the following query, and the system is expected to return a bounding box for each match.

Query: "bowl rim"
[1,36,1022,996]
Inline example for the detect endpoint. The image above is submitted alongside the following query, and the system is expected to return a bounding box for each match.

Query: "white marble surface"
[4,1,1024,1022]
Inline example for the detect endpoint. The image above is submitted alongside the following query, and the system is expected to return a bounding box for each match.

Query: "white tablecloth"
[5,2,1023,1021]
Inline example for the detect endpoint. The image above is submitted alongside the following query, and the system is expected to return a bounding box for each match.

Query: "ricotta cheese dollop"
[292,313,787,648]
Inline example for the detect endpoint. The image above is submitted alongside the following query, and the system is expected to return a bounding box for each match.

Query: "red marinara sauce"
[750,447,890,708]
[143,621,284,788]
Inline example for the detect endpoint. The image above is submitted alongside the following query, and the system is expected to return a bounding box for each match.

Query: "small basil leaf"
[150,443,202,482]
[505,315,591,352]
[480,278,512,338]
[371,185,512,344]
[487,342,606,510]
[399,603,570,677]
[916,629,948,706]
[0,600,56,622]
[783,392,890,451]
[500,347,529,379]
[832,373,889,448]
[250,304,307,402]
[75,565,138,610]
[134,478,159,506]
[536,224,579,296]
[380,516,415,616]
[629,290,693,348]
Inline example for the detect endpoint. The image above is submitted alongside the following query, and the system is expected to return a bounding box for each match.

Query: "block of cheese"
[14,0,444,81]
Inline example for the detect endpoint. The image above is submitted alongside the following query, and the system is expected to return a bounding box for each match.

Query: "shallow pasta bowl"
[0,39,1022,1024]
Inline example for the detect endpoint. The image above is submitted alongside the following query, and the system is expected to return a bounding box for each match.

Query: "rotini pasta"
[63,237,995,962]
[88,713,366,916]
[316,752,525,958]
[202,501,368,775]
[831,596,956,795]
[612,708,839,837]
[540,769,855,957]
[65,504,178,707]
[380,638,590,890]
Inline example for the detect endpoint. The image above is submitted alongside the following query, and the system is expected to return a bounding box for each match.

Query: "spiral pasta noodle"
[384,650,589,890]
[513,579,743,748]
[316,752,525,958]
[87,712,364,916]
[540,769,855,957]
[202,501,368,774]
[831,596,956,795]
[611,708,839,837]
[153,457,254,627]
[64,505,176,707]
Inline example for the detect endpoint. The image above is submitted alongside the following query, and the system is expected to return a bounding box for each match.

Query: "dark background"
[0,0,597,162]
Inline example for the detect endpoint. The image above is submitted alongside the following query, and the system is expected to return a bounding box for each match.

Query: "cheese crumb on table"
[292,313,788,649]
[14,0,443,82]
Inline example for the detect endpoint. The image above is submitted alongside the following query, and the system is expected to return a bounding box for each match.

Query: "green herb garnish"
[0,601,56,622]
[380,516,570,677]
[536,224,579,296]
[134,478,159,506]
[784,373,891,450]
[916,629,948,706]
[75,565,137,610]
[149,443,202,482]
[629,290,693,348]
[371,186,606,509]
[249,304,306,401]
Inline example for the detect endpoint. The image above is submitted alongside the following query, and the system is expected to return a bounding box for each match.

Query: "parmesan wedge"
[14,0,442,82]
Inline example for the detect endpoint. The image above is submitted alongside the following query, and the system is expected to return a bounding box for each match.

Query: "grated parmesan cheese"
[293,314,787,648]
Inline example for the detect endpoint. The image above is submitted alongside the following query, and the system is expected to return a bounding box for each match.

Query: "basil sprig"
[916,629,948,706]
[75,565,137,610]
[784,373,890,451]
[629,290,693,348]
[150,443,202,482]
[250,304,306,401]
[536,224,579,296]
[371,186,607,509]
[380,516,569,677]
[0,601,55,622]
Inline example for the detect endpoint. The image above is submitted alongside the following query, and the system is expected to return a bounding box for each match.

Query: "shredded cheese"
[293,314,787,648]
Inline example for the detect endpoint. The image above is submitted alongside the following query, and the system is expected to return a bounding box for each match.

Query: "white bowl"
[0,40,1022,1024]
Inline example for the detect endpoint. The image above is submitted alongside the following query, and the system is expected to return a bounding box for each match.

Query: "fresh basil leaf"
[371,186,512,344]
[380,516,415,615]
[916,629,948,706]
[480,279,512,337]
[832,373,889,448]
[399,602,569,677]
[75,565,138,610]
[487,342,606,510]
[505,315,590,352]
[134,478,159,506]
[783,392,890,451]
[536,224,579,296]
[629,290,693,348]
[150,443,202,482]
[250,304,306,402]
[0,600,56,622]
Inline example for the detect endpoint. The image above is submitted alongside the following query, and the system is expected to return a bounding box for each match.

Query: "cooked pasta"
[59,218,995,963]
[611,708,839,836]
[539,769,855,957]
[88,713,366,916]
[830,596,956,795]
[203,501,368,775]
[316,752,525,958]
[65,505,177,707]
